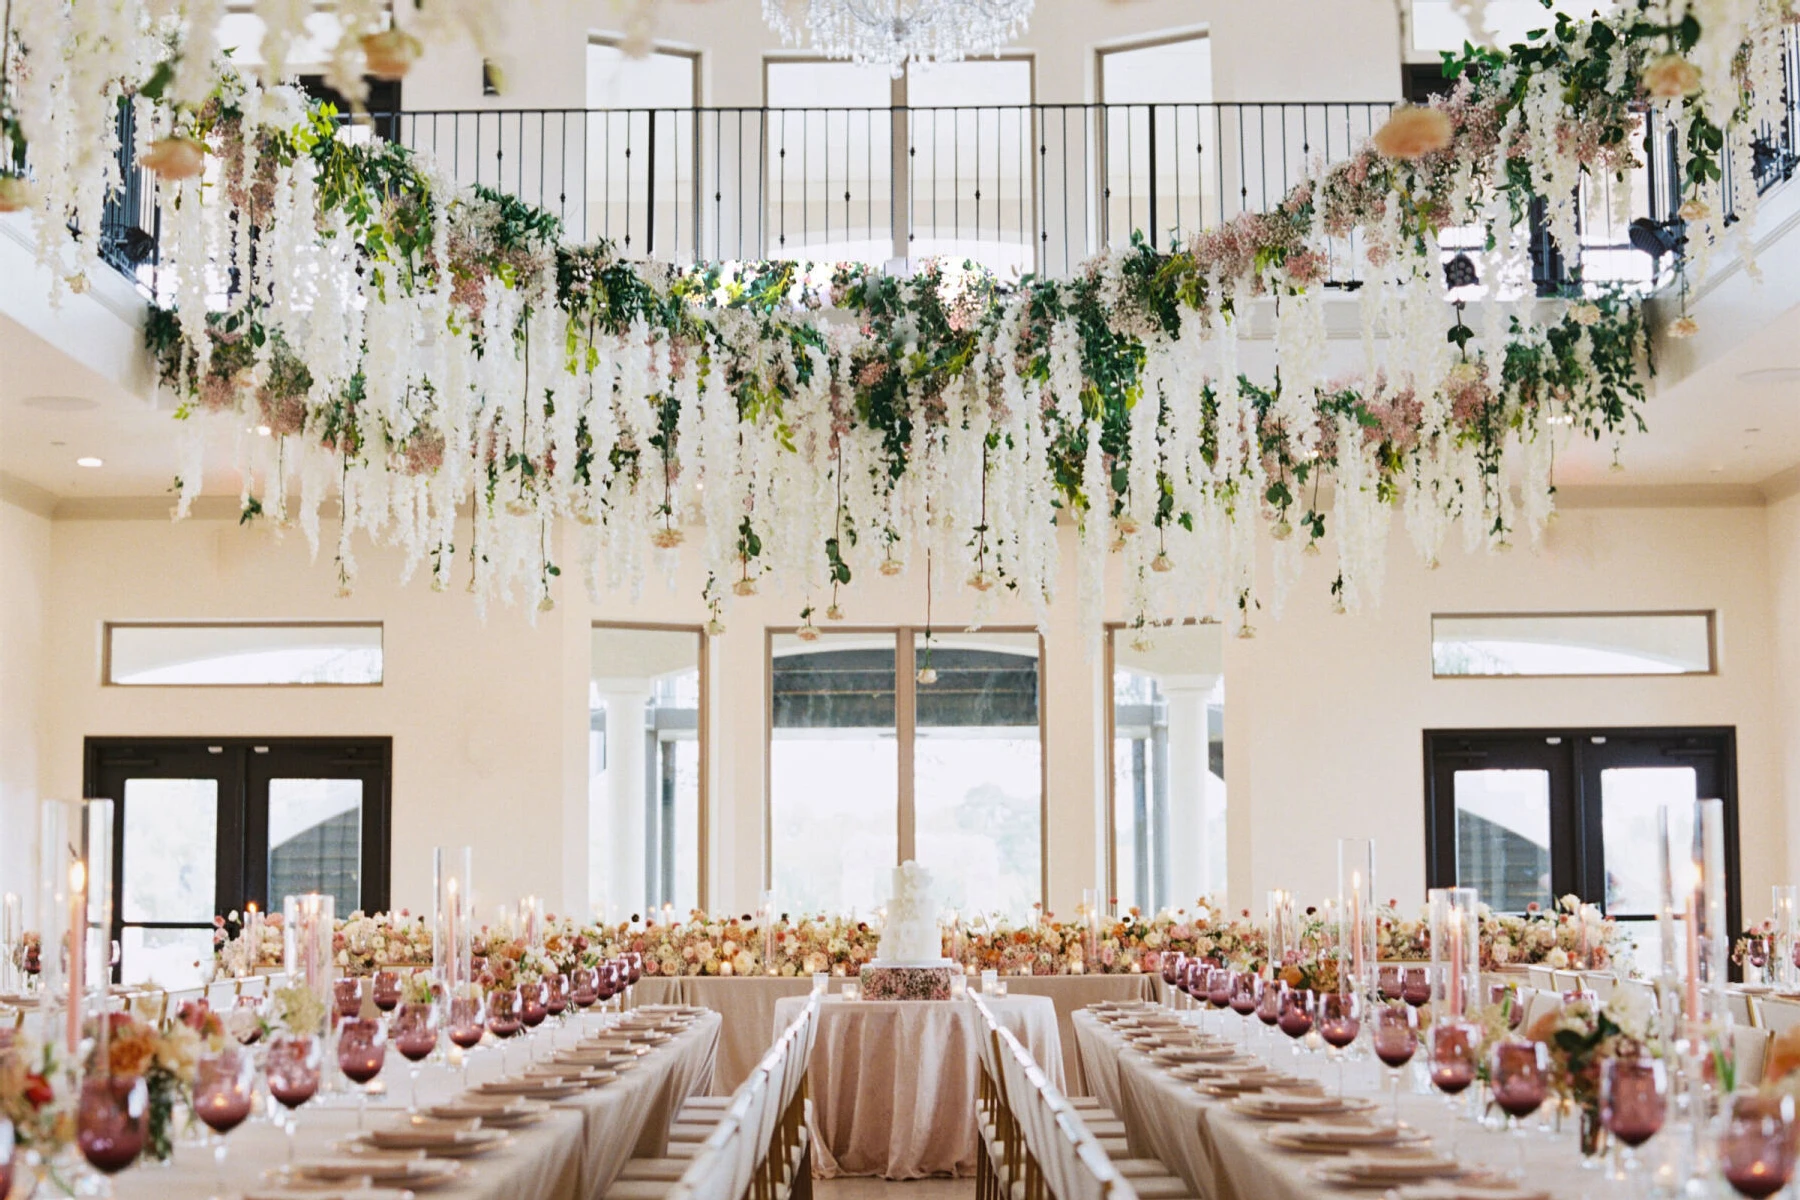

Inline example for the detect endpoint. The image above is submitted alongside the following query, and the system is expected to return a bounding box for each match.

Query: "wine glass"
[390,999,441,1111]
[1720,1094,1796,1198]
[1162,952,1185,1007]
[446,991,487,1088]
[1490,1038,1549,1176]
[371,970,402,1013]
[1377,965,1402,1002]
[1206,968,1234,1013]
[1277,986,1314,1054]
[1600,1054,1666,1178]
[520,978,549,1031]
[1429,1019,1477,1097]
[487,985,524,1072]
[1227,972,1260,1044]
[1400,966,1431,1008]
[1315,992,1361,1095]
[1255,978,1282,1057]
[1371,1004,1417,1125]
[570,967,599,1018]
[337,1017,387,1130]
[230,993,265,1045]
[543,972,569,1023]
[193,1045,256,1193]
[266,1033,322,1162]
[77,1072,149,1174]
[333,977,363,1021]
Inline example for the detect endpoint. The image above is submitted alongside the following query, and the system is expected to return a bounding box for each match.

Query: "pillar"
[595,679,651,918]
[1161,673,1220,908]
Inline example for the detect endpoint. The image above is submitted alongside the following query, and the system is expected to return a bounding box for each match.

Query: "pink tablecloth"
[773,993,1060,1180]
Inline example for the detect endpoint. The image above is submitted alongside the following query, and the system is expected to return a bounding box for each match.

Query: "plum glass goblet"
[1720,1094,1796,1199]
[194,1045,256,1192]
[77,1073,148,1175]
[1371,1003,1417,1124]
[266,1032,323,1161]
[336,1017,387,1130]
[371,969,402,1013]
[391,1000,441,1110]
[1315,992,1361,1095]
[1600,1054,1666,1177]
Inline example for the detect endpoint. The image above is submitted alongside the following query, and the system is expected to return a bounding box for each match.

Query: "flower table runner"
[774,993,1061,1179]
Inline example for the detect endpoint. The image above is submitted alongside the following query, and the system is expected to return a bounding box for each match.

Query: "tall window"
[586,39,700,254]
[86,738,392,989]
[764,58,1033,271]
[1424,727,1739,972]
[1107,623,1225,914]
[1097,33,1213,250]
[768,628,1042,919]
[590,624,707,919]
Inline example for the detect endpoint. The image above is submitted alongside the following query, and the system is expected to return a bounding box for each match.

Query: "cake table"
[773,992,1061,1179]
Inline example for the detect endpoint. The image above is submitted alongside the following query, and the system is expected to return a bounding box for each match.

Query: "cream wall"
[21,495,1787,929]
[1769,490,1800,885]
[0,490,51,917]
[400,0,1403,110]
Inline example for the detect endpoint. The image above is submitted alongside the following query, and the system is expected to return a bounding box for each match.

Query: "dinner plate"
[1307,1153,1462,1188]
[1152,1045,1240,1064]
[473,1077,587,1099]
[266,1156,471,1190]
[1740,983,1775,995]
[1229,1093,1378,1120]
[1386,1183,1550,1200]
[553,1049,638,1068]
[243,1187,418,1200]
[523,1065,618,1085]
[346,1128,514,1159]
[424,1098,551,1127]
[1264,1123,1429,1154]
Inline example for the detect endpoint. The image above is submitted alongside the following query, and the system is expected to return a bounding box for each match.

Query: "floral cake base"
[859,963,955,1001]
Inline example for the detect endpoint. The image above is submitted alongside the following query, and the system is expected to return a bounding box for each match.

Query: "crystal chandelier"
[762,0,1035,76]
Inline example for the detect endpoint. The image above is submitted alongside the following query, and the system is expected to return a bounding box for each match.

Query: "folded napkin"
[1389,1184,1550,1200]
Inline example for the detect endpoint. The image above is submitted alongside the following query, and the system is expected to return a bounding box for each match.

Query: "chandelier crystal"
[762,0,1035,76]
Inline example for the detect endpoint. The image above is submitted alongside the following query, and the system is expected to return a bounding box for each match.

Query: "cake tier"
[859,963,955,1001]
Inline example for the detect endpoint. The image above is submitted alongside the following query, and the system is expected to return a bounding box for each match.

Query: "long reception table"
[103,1009,721,1200]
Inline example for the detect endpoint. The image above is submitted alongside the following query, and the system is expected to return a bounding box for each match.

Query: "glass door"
[87,738,392,987]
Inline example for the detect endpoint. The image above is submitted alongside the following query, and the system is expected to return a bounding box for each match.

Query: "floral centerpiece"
[213,909,285,975]
[336,910,433,976]
[10,932,40,978]
[90,998,228,1162]
[0,1038,69,1164]
[1526,990,1660,1153]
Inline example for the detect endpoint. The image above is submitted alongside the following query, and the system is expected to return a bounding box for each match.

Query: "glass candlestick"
[1337,838,1376,1002]
[1428,887,1479,1020]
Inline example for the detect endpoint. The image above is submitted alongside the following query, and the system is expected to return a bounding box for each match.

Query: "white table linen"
[773,993,1060,1180]
[1073,1008,1640,1200]
[105,1009,721,1200]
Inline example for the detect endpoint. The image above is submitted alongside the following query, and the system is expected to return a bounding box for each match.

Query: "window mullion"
[896,627,917,864]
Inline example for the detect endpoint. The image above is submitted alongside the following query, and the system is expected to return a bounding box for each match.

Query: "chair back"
[1759,997,1800,1036]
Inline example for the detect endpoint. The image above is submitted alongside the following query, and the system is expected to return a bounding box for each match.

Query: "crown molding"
[0,472,58,518]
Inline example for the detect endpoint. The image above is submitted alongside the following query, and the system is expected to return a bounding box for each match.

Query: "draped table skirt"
[773,993,1061,1180]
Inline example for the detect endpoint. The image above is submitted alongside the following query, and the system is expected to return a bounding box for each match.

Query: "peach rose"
[1643,54,1702,100]
[1768,1026,1800,1083]
[362,30,423,81]
[142,137,206,180]
[1668,315,1699,339]
[1677,198,1711,221]
[1373,106,1453,160]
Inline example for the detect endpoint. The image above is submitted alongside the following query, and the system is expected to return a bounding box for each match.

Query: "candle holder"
[1658,799,1727,1028]
[760,889,778,970]
[283,893,336,1034]
[2,891,20,994]
[1337,839,1376,1000]
[38,799,113,1069]
[1266,889,1295,975]
[1774,885,1797,990]
[433,847,472,992]
[1428,887,1479,1019]
[518,895,543,947]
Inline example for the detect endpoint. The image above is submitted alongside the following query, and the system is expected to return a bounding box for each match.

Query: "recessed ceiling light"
[21,394,100,412]
[75,456,103,468]
[1738,367,1800,384]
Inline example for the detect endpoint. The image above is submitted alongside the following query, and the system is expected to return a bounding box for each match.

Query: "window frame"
[1422,726,1741,943]
[1102,619,1224,909]
[102,620,385,688]
[1094,28,1212,105]
[762,624,1048,909]
[585,35,704,257]
[1429,610,1718,679]
[591,619,712,912]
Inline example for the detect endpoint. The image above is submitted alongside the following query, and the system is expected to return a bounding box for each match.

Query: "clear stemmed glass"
[1428,1018,1478,1155]
[333,977,363,1021]
[77,1072,149,1175]
[1720,1094,1797,1198]
[1489,1038,1549,1177]
[391,999,441,1111]
[193,1045,256,1193]
[1399,966,1431,1008]
[336,1017,388,1130]
[1376,965,1402,1003]
[1600,1053,1666,1179]
[266,1033,323,1162]
[1315,992,1361,1096]
[1162,953,1186,1009]
[446,990,488,1088]
[543,972,570,1030]
[1205,967,1234,1017]
[1277,986,1315,1056]
[570,967,599,1028]
[1371,1004,1417,1125]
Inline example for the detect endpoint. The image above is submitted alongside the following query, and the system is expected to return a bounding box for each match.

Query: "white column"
[1162,673,1220,908]
[595,679,651,919]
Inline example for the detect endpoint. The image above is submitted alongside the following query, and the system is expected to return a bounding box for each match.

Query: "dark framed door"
[86,737,392,985]
[1425,727,1739,953]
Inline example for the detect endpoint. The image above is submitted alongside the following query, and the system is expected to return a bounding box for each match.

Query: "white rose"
[1546,948,1569,969]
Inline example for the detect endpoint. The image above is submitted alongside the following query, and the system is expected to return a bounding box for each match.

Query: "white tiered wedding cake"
[861,861,955,1000]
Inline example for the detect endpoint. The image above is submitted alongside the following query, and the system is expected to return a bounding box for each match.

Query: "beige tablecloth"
[775,993,1060,1180]
[632,973,1150,1096]
[105,1009,721,1200]
[1073,1008,1640,1200]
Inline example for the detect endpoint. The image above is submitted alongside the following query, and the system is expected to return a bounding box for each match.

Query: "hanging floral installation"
[2,2,1791,633]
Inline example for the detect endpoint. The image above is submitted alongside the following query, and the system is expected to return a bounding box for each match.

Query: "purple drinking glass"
[1601,1054,1666,1175]
[1277,986,1315,1043]
[77,1073,148,1174]
[446,992,486,1088]
[1720,1094,1796,1199]
[338,1017,387,1130]
[333,977,363,1021]
[1315,991,1361,1094]
[1400,966,1431,1008]
[1228,972,1261,1017]
[1429,1019,1477,1096]
[1377,965,1402,1002]
[371,969,402,1013]
[570,966,600,1010]
[194,1045,256,1192]
[1256,980,1282,1028]
[266,1032,322,1162]
[1372,1003,1417,1124]
[1206,968,1234,1010]
[1490,1037,1549,1175]
[391,1001,441,1110]
[519,979,549,1028]
[543,972,569,1018]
